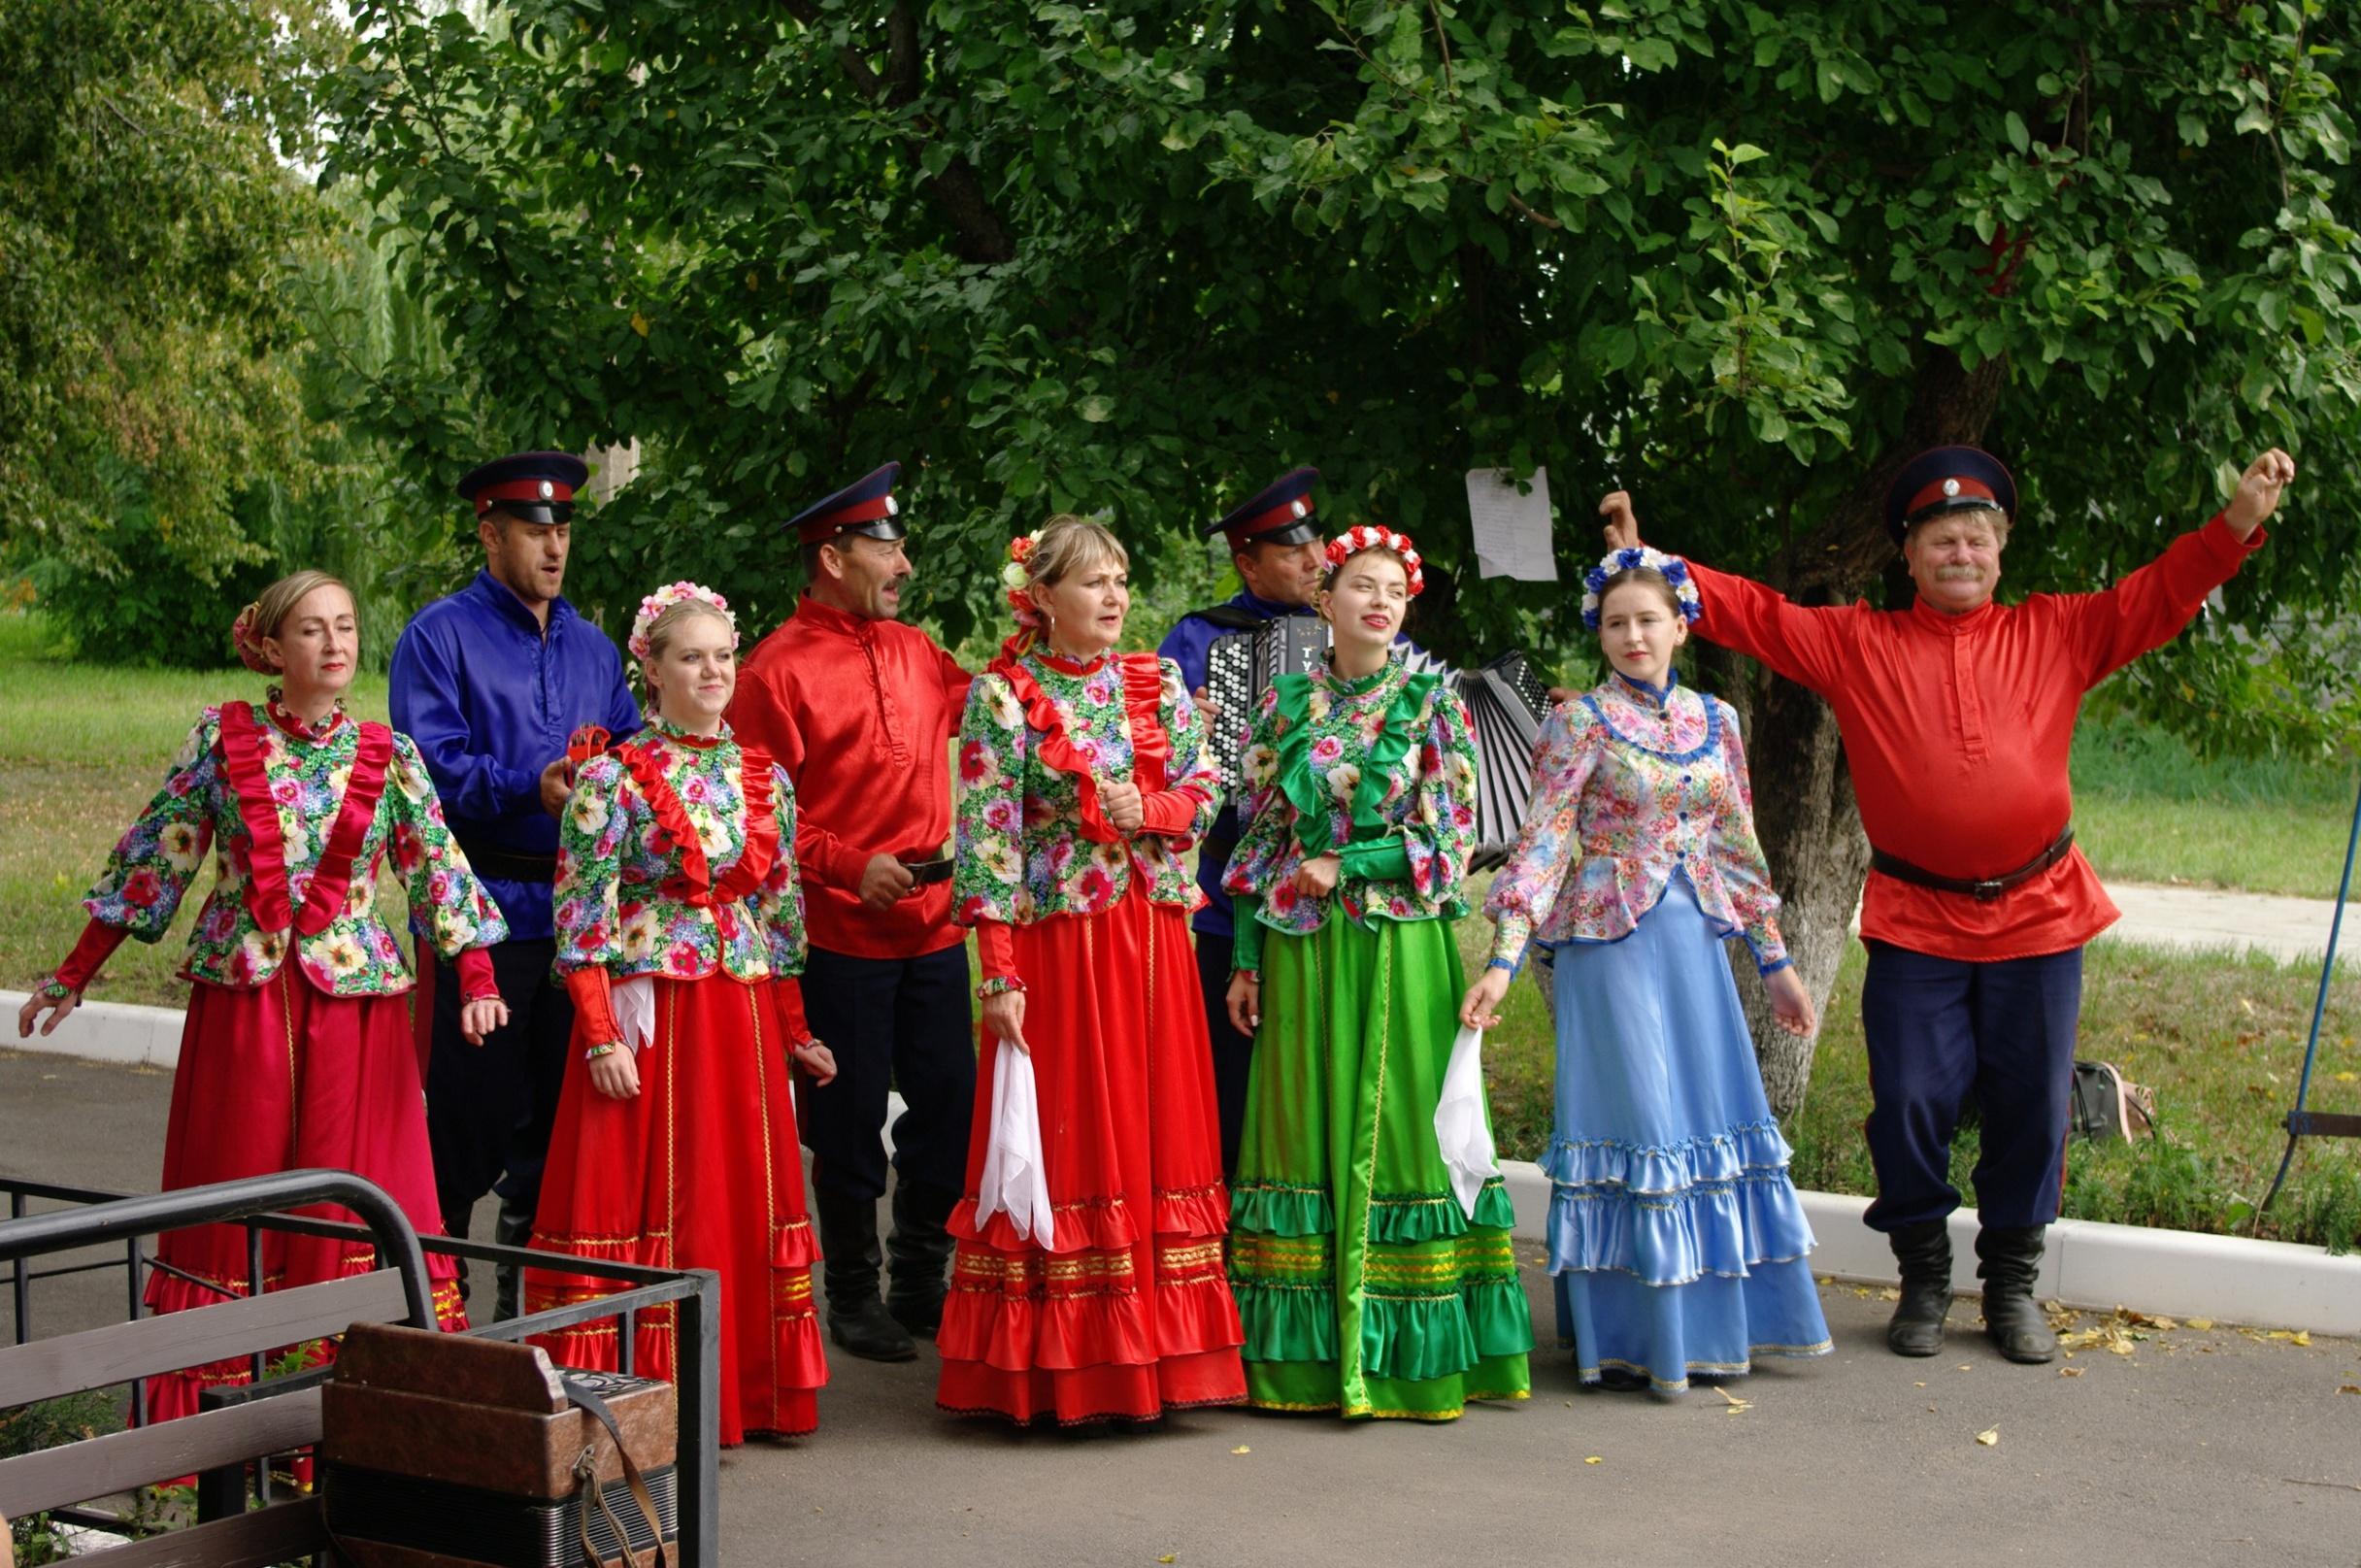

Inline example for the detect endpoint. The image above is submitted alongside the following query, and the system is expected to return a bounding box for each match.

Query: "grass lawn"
[5,616,2357,1251]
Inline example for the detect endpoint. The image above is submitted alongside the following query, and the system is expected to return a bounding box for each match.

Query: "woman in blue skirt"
[1460,544,1831,1393]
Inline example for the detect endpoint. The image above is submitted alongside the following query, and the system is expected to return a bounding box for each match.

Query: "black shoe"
[492,1197,536,1323]
[1976,1225,2057,1364]
[885,1179,958,1340]
[1885,1218,1953,1357]
[814,1189,917,1362]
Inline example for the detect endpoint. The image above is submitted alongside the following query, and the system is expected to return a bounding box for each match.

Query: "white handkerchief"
[1434,1024,1501,1219]
[613,976,656,1052]
[974,1043,1054,1247]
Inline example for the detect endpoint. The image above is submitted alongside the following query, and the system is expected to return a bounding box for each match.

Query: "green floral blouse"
[951,650,1220,926]
[552,717,806,983]
[83,702,507,994]
[1223,653,1480,970]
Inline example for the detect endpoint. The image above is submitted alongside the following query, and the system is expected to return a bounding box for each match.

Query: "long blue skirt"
[1543,876,1831,1392]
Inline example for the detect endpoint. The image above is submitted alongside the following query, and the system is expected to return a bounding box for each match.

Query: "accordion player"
[1204,617,1555,870]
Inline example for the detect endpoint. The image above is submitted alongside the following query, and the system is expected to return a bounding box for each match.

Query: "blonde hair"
[1024,514,1128,590]
[233,570,353,673]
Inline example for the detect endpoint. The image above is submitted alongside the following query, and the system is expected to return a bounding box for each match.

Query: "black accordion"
[1202,615,1552,869]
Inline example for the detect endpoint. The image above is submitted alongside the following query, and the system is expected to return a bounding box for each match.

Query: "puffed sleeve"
[551,754,631,975]
[754,762,807,979]
[1482,700,1604,967]
[1220,686,1288,974]
[83,711,222,942]
[386,732,510,959]
[950,672,1027,928]
[1136,657,1220,845]
[1709,700,1788,973]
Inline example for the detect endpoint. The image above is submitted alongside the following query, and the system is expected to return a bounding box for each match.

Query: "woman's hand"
[16,989,79,1039]
[1765,965,1817,1037]
[589,1047,641,1100]
[1100,779,1145,837]
[982,989,1030,1055]
[792,1039,839,1086]
[1292,853,1341,898]
[1459,967,1512,1031]
[1226,970,1261,1037]
[458,994,509,1046]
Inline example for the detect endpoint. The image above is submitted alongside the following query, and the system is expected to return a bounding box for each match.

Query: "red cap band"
[1226,496,1315,544]
[1906,476,1998,520]
[474,477,576,516]
[795,495,897,541]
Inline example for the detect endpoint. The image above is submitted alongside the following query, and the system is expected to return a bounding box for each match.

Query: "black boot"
[493,1196,536,1323]
[1884,1219,1952,1357]
[1975,1225,2057,1364]
[884,1180,957,1340]
[814,1189,916,1362]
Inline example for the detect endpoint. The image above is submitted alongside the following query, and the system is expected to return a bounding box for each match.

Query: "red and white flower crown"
[629,580,737,660]
[1324,525,1425,596]
[1000,529,1047,627]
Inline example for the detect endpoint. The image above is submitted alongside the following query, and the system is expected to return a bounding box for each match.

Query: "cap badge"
[1942,479,1961,497]
[1291,500,1308,517]
[884,495,899,516]
[538,481,555,500]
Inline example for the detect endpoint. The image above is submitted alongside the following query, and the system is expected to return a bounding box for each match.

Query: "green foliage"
[320,0,2361,690]
[0,0,344,585]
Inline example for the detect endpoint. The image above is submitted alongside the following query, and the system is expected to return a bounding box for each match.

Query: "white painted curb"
[12,990,2359,1338]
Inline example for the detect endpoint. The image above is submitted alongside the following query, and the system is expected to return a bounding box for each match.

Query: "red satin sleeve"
[455,948,499,1003]
[976,918,1017,983]
[771,977,815,1048]
[52,918,128,993]
[1137,788,1200,837]
[564,966,621,1048]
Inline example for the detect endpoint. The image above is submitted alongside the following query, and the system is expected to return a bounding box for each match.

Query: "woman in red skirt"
[940,515,1246,1426]
[17,571,508,1418]
[524,582,835,1445]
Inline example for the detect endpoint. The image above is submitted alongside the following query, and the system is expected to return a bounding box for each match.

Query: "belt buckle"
[1972,878,2006,902]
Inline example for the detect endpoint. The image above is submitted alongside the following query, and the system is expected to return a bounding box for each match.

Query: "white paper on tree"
[1465,466,1558,582]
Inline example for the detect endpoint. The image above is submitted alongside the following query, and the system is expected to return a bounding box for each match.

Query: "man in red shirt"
[1605,445,2292,1365]
[728,461,975,1362]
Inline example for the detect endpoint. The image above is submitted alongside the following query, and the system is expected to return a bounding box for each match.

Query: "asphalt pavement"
[4,1049,2358,1568]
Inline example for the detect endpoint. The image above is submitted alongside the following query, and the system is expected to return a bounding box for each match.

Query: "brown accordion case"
[320,1323,676,1568]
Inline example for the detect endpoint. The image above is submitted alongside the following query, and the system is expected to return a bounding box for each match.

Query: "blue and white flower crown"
[1580,546,1704,630]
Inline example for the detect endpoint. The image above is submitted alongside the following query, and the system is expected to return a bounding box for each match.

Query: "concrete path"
[2102,880,2353,970]
[5,1051,2359,1568]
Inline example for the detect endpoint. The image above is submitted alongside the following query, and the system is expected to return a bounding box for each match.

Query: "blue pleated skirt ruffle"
[1543,874,1832,1392]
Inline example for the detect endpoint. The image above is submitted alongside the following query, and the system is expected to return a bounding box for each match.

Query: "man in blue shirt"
[388,450,640,1317]
[1157,467,1327,1176]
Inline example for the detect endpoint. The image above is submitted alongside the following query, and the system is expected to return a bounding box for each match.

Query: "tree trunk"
[1713,350,2006,1118]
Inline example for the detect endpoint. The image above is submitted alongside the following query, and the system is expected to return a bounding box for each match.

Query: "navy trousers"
[425,937,572,1243]
[1859,941,2083,1232]
[1194,932,1256,1179]
[798,943,976,1203]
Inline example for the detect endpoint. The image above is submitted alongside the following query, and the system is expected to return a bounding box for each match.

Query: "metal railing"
[2,1172,719,1565]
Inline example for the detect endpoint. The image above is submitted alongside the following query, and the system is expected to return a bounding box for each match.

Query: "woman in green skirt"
[1221,523,1533,1420]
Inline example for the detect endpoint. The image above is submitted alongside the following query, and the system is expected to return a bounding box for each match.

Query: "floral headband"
[228,602,280,674]
[999,529,1046,628]
[629,580,738,660]
[1323,524,1425,596]
[1580,546,1703,630]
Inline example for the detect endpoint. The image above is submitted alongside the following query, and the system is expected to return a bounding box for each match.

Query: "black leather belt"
[455,838,559,884]
[1870,827,2075,903]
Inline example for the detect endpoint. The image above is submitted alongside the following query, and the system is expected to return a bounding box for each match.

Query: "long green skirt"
[1229,915,1533,1419]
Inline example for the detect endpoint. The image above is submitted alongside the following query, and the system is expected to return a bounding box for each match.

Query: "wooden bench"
[0,1171,437,1567]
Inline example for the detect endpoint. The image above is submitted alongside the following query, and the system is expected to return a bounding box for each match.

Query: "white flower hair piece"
[1001,529,1047,627]
[1580,546,1703,630]
[629,580,737,660]
[1323,524,1426,595]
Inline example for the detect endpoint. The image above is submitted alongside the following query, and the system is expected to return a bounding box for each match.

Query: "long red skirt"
[145,968,468,1423]
[523,973,826,1445]
[937,886,1246,1424]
